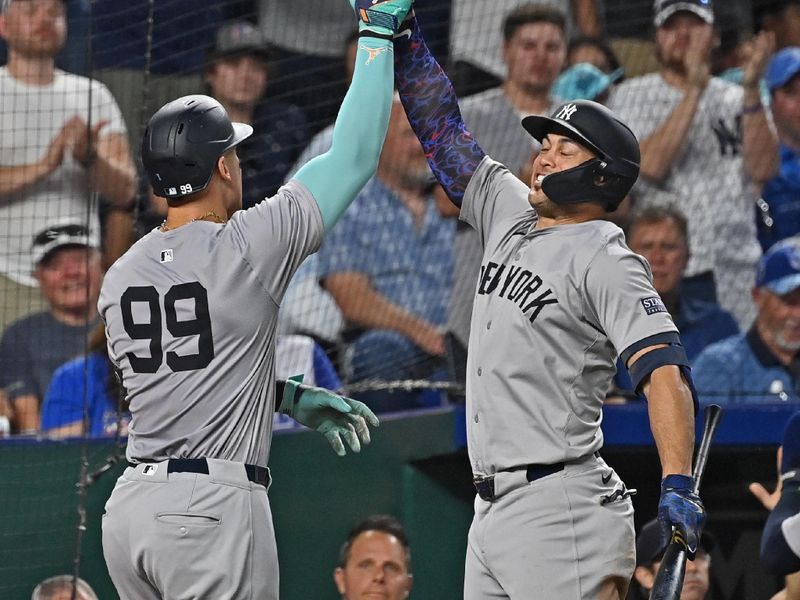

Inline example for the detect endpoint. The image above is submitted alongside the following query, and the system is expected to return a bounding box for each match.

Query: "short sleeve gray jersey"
[461,158,678,475]
[98,180,324,466]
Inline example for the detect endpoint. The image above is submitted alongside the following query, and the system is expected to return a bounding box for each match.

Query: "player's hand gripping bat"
[649,404,723,600]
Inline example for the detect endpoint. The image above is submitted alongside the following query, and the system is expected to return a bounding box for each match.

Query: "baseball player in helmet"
[98,1,414,599]
[393,12,705,600]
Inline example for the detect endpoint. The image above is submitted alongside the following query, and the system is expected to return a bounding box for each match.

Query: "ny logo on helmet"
[555,104,578,121]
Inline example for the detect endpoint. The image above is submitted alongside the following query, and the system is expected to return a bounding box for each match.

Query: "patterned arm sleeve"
[393,14,485,207]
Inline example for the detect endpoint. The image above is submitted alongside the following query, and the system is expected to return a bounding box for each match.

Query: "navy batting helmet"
[521,100,640,211]
[142,95,253,199]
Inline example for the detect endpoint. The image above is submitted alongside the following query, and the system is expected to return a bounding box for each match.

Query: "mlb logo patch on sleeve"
[160,249,173,263]
[641,296,667,315]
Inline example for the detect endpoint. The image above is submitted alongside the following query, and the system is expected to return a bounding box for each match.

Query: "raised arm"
[294,0,413,231]
[393,12,485,207]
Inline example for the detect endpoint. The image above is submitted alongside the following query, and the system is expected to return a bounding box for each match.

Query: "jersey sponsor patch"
[160,249,173,263]
[640,296,667,315]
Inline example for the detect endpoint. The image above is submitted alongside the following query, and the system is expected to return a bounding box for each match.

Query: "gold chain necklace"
[160,211,227,232]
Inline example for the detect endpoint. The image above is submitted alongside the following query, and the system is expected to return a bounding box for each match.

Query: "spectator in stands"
[334,514,413,600]
[447,5,568,370]
[759,48,800,252]
[0,0,135,329]
[756,0,800,51]
[40,327,339,439]
[749,411,800,600]
[551,62,623,103]
[318,99,455,413]
[627,518,714,600]
[449,0,601,96]
[693,237,800,405]
[0,223,102,434]
[206,20,310,208]
[567,35,623,74]
[610,0,778,329]
[31,574,98,600]
[40,323,128,439]
[611,207,739,398]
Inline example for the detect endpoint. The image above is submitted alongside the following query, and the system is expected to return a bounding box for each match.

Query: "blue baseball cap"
[756,237,800,295]
[766,47,800,92]
[551,64,624,102]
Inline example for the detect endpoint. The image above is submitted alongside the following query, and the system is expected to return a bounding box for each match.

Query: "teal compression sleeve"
[294,37,393,231]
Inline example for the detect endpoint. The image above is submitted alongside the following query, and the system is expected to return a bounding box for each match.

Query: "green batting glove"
[349,0,414,37]
[279,374,380,456]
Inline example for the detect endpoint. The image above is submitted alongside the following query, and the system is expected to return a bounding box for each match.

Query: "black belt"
[473,463,564,502]
[473,452,600,502]
[137,458,271,488]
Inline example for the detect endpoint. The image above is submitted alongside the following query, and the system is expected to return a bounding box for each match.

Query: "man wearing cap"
[610,0,778,329]
[693,236,800,404]
[204,20,309,209]
[759,48,800,251]
[0,0,136,330]
[0,222,102,434]
[629,518,714,600]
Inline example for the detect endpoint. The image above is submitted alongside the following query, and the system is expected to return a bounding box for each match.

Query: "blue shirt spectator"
[693,237,800,405]
[759,48,800,252]
[614,293,740,394]
[40,351,127,438]
[41,334,341,438]
[317,100,457,412]
[319,177,455,330]
[612,207,739,398]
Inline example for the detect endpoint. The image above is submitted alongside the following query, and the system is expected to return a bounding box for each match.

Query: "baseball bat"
[649,404,723,600]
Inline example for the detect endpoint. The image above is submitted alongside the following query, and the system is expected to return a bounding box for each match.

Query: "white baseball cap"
[31,221,100,267]
[653,0,714,27]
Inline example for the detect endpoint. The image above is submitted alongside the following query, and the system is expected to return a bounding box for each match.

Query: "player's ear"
[217,155,232,182]
[333,567,346,594]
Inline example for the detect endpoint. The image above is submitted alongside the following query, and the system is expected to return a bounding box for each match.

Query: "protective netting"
[0,0,788,597]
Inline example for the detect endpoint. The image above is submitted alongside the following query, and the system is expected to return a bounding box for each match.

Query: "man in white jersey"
[393,12,705,598]
[609,0,778,329]
[0,0,136,329]
[98,1,413,598]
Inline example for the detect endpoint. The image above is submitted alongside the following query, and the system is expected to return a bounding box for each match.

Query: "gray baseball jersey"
[98,179,324,466]
[462,157,678,475]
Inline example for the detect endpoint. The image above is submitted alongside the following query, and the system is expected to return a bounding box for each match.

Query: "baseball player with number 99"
[98,1,413,599]
[392,9,705,600]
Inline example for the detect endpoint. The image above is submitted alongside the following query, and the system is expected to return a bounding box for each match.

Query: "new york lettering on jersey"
[476,260,559,323]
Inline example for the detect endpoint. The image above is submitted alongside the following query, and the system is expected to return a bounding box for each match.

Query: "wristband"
[743,102,763,115]
[357,30,394,41]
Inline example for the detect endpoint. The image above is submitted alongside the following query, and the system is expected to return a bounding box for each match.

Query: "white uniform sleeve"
[228,179,325,303]
[460,156,532,248]
[583,239,678,359]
